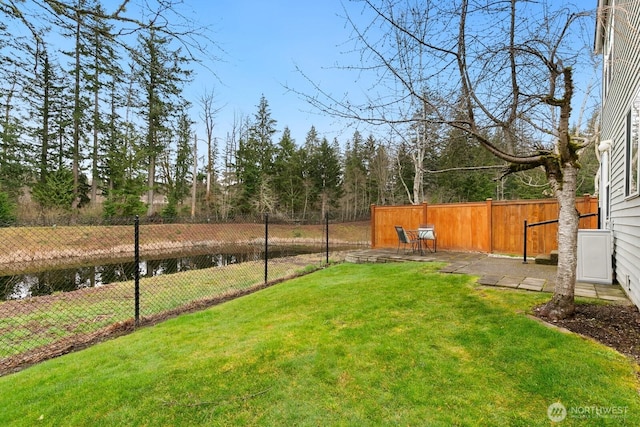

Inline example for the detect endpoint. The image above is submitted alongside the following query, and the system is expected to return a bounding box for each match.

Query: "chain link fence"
[0,214,370,374]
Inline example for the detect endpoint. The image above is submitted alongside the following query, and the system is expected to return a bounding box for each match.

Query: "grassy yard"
[1,263,638,426]
[0,253,336,360]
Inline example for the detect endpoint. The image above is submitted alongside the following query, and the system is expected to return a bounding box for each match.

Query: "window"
[626,97,640,197]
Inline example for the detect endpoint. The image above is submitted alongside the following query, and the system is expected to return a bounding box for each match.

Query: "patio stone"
[477,275,501,285]
[518,283,542,292]
[522,277,545,287]
[595,285,627,297]
[575,282,596,293]
[575,289,598,298]
[497,276,523,288]
[542,282,555,293]
[439,263,468,273]
[518,278,545,291]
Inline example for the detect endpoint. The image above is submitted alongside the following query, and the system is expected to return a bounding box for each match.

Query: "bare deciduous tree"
[299,0,595,320]
[199,89,223,210]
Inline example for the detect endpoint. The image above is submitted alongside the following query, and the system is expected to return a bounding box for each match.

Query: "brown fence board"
[371,195,599,256]
[371,205,424,250]
[427,202,490,252]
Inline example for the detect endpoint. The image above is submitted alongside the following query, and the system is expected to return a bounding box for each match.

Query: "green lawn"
[1,263,638,426]
[0,253,333,359]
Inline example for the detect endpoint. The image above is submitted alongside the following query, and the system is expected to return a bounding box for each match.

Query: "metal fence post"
[134,215,140,326]
[523,219,528,264]
[325,212,329,264]
[264,213,268,284]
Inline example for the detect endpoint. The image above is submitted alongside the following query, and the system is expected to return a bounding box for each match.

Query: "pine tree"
[236,95,277,214]
[161,112,193,220]
[368,139,392,206]
[134,28,192,216]
[299,127,342,219]
[437,121,499,202]
[84,3,119,206]
[341,131,367,220]
[273,127,304,216]
[102,67,148,220]
[0,70,29,200]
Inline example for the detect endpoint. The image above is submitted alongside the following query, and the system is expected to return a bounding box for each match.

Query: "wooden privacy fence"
[371,195,599,256]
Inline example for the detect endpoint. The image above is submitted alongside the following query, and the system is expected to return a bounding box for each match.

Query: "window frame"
[599,143,611,228]
[626,100,640,198]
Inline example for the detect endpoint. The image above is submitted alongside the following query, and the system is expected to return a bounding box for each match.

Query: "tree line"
[0,1,598,225]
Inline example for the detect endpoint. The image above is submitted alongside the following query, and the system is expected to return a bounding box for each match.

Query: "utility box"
[576,229,613,284]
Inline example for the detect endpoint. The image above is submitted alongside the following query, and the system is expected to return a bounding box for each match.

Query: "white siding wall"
[600,0,640,307]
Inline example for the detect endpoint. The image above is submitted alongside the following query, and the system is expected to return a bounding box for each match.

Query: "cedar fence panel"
[371,204,425,251]
[371,195,599,256]
[426,202,491,252]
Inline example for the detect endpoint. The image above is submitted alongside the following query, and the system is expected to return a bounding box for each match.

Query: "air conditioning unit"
[576,229,613,284]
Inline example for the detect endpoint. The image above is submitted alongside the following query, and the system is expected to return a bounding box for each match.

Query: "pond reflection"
[0,248,314,300]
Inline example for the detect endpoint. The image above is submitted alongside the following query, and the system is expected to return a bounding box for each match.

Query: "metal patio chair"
[395,225,419,254]
[418,224,437,253]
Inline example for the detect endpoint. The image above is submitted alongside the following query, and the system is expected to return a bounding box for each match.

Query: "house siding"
[598,0,640,307]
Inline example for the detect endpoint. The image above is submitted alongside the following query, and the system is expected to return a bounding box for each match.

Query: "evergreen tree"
[0,71,29,200]
[273,127,304,216]
[299,126,321,218]
[369,139,392,206]
[437,124,499,202]
[236,95,277,214]
[342,131,367,219]
[32,167,89,211]
[134,28,192,216]
[0,23,30,198]
[0,191,16,226]
[84,3,119,206]
[161,112,193,220]
[313,137,343,218]
[102,69,148,220]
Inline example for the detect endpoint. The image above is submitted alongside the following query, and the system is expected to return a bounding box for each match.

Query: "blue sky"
[10,0,598,151]
[182,0,600,151]
[185,0,369,146]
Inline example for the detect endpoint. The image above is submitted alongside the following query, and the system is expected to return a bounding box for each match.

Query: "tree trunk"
[412,161,422,204]
[91,38,100,205]
[41,55,50,183]
[191,134,197,218]
[538,163,579,320]
[147,157,155,216]
[72,13,82,209]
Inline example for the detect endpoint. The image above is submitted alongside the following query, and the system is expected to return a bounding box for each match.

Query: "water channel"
[0,246,324,300]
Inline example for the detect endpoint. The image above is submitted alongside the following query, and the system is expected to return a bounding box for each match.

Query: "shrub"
[0,191,16,226]
[31,168,90,210]
[103,190,147,219]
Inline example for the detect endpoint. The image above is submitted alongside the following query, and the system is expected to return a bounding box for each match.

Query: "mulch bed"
[535,303,640,364]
